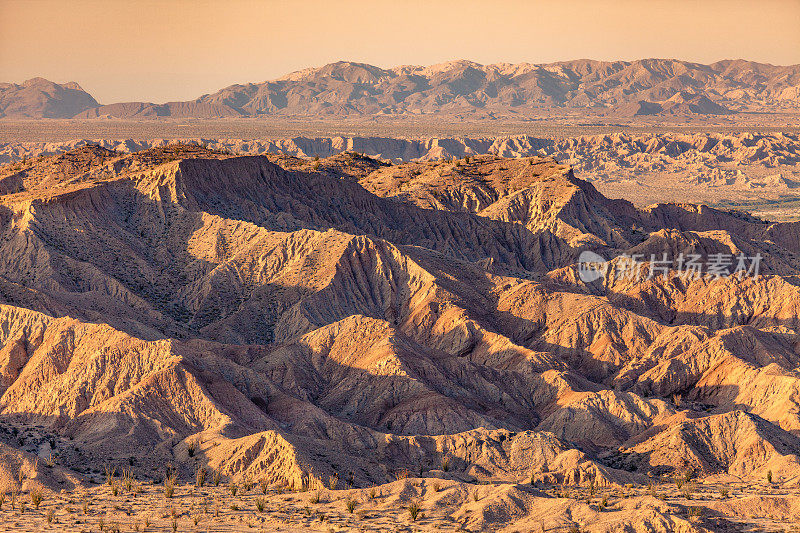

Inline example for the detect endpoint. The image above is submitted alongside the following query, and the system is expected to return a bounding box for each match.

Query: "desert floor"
[3,477,800,532]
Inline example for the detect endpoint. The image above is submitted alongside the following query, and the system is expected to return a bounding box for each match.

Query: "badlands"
[1,142,800,531]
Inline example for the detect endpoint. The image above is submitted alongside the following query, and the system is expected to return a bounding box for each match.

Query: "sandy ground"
[3,477,800,532]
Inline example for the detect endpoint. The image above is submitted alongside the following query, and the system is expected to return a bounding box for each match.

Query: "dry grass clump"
[104,465,116,486]
[121,467,135,491]
[30,487,43,509]
[408,499,422,521]
[164,472,177,498]
[195,467,206,488]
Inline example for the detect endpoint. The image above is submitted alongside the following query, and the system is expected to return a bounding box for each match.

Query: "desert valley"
[2,6,800,530]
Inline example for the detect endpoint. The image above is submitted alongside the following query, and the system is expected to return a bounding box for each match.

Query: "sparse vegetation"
[164,473,177,498]
[30,487,43,509]
[104,465,116,486]
[195,467,206,488]
[187,438,197,457]
[408,499,422,521]
[121,467,134,491]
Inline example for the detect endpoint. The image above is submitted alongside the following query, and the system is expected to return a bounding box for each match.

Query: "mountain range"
[3,59,800,119]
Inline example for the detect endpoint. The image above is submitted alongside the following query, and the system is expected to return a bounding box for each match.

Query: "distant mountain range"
[3,59,800,119]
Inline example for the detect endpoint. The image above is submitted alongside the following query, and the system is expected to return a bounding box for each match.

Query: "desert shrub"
[256,498,266,512]
[121,468,134,491]
[407,499,421,521]
[228,482,238,496]
[104,465,116,486]
[346,497,357,513]
[195,467,206,488]
[30,488,43,509]
[441,456,450,472]
[164,473,177,498]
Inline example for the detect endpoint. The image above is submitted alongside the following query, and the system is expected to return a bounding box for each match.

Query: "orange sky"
[1,0,799,104]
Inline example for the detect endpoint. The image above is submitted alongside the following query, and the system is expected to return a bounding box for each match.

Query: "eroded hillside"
[1,145,800,531]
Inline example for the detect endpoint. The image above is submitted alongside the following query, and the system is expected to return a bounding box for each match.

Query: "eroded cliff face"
[1,145,800,524]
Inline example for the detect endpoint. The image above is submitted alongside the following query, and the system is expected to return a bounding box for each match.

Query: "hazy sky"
[2,0,799,104]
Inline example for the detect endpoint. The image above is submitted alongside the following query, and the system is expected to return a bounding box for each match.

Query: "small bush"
[121,468,134,492]
[164,474,177,499]
[328,475,338,491]
[408,499,421,521]
[195,467,206,488]
[30,488,43,509]
[104,465,116,486]
[228,482,238,496]
[346,498,357,513]
[310,489,322,504]
[256,498,266,512]
[259,477,269,494]
[767,470,773,484]
[212,469,221,486]
[441,456,450,472]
